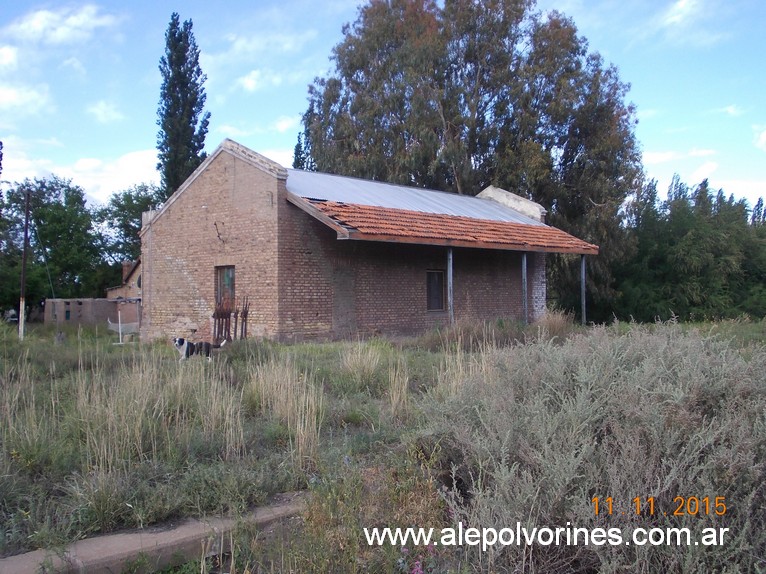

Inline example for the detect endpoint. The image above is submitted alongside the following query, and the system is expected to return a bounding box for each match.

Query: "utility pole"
[18,189,30,341]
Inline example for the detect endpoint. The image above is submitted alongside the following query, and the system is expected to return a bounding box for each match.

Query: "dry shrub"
[422,324,766,573]
[296,460,450,573]
[412,312,578,354]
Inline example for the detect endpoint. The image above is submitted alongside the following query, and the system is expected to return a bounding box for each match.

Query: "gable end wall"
[140,151,280,341]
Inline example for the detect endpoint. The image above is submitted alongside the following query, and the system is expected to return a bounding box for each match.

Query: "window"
[426,270,445,311]
[215,266,235,306]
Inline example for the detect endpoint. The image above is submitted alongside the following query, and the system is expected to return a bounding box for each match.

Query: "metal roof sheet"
[285,169,544,226]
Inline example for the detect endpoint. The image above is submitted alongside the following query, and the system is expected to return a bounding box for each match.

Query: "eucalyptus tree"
[300,0,643,318]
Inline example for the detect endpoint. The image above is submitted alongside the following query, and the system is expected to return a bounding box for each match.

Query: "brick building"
[139,139,597,343]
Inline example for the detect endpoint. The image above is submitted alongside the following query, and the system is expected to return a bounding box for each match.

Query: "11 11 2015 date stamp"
[591,496,727,517]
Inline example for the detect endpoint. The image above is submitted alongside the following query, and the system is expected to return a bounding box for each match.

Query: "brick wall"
[45,298,119,326]
[140,150,282,342]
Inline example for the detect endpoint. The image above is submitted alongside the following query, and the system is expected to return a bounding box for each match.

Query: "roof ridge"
[222,139,287,179]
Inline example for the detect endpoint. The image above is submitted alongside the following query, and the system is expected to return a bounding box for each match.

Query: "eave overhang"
[287,192,599,255]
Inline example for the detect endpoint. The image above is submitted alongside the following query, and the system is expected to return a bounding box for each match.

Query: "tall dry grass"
[246,358,324,471]
[387,357,409,418]
[2,346,246,476]
[413,309,578,353]
[339,340,382,394]
[434,335,499,399]
[0,329,274,556]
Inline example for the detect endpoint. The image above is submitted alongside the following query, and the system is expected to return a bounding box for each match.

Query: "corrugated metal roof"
[285,169,544,226]
[295,199,599,255]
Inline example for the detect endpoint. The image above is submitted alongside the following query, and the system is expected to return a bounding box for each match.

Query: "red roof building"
[139,140,597,342]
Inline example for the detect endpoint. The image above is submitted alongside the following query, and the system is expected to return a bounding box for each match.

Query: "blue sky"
[1,0,764,208]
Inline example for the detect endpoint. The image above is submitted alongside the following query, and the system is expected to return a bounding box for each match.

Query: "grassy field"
[1,315,765,573]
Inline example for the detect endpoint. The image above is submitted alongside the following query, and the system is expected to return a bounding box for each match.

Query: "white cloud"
[660,0,701,28]
[644,148,717,165]
[273,115,300,133]
[236,70,263,92]
[62,150,160,205]
[0,140,158,206]
[222,30,318,59]
[218,124,252,138]
[62,57,86,76]
[0,45,18,71]
[87,100,125,124]
[651,0,726,46]
[637,108,659,122]
[260,148,293,168]
[236,69,284,93]
[715,105,745,117]
[203,29,319,91]
[715,179,766,205]
[691,161,718,182]
[754,126,766,153]
[73,158,104,172]
[689,148,716,158]
[0,136,56,184]
[5,5,119,46]
[706,104,746,118]
[0,84,50,115]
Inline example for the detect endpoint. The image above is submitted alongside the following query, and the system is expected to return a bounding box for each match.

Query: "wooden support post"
[581,254,587,325]
[447,247,454,325]
[522,252,528,324]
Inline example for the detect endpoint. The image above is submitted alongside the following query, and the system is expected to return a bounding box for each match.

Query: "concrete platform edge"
[0,492,307,574]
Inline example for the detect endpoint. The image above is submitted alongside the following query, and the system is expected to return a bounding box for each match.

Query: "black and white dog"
[173,337,227,362]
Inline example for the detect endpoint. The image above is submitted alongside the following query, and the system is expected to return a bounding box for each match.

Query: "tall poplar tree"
[156,13,210,202]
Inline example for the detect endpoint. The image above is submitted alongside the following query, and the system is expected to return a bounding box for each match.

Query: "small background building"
[45,261,142,332]
[44,298,114,326]
[140,139,597,343]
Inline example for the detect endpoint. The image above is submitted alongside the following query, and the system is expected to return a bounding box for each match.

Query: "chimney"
[477,186,547,223]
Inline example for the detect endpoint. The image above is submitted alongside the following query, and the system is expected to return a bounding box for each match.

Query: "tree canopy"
[615,176,766,321]
[94,183,161,263]
[156,12,210,202]
[0,177,118,311]
[300,0,643,318]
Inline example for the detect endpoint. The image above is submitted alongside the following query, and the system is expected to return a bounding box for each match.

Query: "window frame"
[215,266,235,306]
[426,269,446,312]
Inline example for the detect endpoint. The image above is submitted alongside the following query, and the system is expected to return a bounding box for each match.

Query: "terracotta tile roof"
[302,199,598,255]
